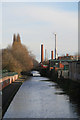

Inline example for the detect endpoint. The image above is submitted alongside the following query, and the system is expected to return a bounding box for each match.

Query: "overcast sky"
[1,2,78,62]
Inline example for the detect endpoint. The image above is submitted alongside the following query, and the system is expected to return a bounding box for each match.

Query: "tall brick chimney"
[51,50,54,59]
[41,44,44,63]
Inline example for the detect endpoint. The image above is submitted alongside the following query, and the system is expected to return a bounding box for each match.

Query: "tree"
[2,34,38,74]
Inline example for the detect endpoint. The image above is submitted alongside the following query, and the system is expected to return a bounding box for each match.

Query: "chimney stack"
[51,50,54,59]
[55,33,57,60]
[45,49,47,61]
[41,44,44,63]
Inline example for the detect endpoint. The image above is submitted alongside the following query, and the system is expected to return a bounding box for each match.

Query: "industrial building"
[40,42,80,81]
[49,59,69,78]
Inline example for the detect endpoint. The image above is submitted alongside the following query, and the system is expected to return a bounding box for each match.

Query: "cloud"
[3,3,77,31]
[2,3,78,61]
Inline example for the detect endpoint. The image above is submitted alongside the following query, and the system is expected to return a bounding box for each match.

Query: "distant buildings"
[58,54,78,61]
[13,34,21,47]
[48,52,80,80]
[40,44,80,81]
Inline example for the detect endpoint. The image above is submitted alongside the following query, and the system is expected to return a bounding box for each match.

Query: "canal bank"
[40,68,80,100]
[51,78,80,115]
[40,69,80,117]
[2,75,27,118]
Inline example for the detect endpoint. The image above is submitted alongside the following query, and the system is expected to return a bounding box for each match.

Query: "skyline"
[1,2,78,62]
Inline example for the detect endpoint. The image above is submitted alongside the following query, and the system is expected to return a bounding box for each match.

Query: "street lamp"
[53,33,57,60]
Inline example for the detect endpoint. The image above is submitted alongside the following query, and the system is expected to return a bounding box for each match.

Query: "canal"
[4,71,80,118]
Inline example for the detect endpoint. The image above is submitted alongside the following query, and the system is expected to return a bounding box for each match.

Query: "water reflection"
[51,79,80,118]
[48,79,80,118]
[68,95,80,117]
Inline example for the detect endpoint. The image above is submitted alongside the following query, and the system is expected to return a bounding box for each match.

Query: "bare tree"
[2,34,38,74]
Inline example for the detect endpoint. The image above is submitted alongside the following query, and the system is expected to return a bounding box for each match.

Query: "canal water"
[4,72,80,118]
